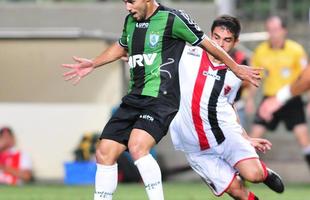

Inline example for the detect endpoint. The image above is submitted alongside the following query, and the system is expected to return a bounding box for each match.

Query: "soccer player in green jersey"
[62,1,261,200]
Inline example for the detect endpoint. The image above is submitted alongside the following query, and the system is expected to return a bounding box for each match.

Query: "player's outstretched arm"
[62,42,127,85]
[199,37,262,87]
[290,65,310,96]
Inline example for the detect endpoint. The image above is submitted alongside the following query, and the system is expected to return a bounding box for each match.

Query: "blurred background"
[0,0,309,186]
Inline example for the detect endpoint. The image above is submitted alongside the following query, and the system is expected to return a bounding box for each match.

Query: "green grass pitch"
[1,182,310,200]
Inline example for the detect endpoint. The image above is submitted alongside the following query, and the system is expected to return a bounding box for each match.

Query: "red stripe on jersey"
[191,51,210,150]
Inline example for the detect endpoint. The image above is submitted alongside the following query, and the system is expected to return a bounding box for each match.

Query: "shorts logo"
[150,33,160,48]
[139,114,154,122]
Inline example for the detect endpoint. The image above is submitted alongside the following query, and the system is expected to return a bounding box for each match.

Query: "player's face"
[124,0,148,22]
[266,19,287,46]
[211,26,237,53]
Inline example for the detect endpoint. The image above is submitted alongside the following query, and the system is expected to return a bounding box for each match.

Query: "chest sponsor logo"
[136,22,149,28]
[150,33,160,48]
[128,53,157,68]
[203,70,221,80]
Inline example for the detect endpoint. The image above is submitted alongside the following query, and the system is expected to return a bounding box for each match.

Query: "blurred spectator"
[0,127,33,185]
[74,132,99,161]
[246,16,310,168]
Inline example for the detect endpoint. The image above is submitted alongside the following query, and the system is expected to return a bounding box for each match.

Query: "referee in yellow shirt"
[246,16,310,169]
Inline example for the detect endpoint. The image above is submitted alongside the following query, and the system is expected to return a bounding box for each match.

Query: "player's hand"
[121,53,129,62]
[235,65,262,88]
[249,137,272,154]
[258,97,283,122]
[62,56,95,85]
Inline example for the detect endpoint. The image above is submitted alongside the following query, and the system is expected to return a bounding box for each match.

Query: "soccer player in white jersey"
[169,15,284,200]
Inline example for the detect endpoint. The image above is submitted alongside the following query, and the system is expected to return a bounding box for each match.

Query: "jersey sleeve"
[172,10,206,46]
[295,45,308,70]
[118,15,129,48]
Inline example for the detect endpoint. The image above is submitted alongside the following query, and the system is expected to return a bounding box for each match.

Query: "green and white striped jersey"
[119,4,205,106]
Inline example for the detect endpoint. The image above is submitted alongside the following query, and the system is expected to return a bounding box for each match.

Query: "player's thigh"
[133,103,177,144]
[282,96,306,131]
[128,128,157,160]
[100,103,139,146]
[185,151,237,196]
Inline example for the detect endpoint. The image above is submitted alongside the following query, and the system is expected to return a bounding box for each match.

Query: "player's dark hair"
[0,127,13,136]
[211,15,241,40]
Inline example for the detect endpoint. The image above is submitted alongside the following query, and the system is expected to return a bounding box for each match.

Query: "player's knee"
[95,143,118,165]
[244,167,265,183]
[128,142,150,161]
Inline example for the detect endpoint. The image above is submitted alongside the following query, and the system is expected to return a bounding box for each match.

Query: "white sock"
[134,154,164,200]
[94,163,118,200]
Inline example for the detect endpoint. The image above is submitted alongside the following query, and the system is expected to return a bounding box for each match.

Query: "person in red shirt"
[0,127,33,185]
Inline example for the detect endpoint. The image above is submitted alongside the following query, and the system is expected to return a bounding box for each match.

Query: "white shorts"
[185,133,259,196]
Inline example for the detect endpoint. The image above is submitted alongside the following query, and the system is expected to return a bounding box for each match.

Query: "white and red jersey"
[0,147,32,185]
[170,45,243,153]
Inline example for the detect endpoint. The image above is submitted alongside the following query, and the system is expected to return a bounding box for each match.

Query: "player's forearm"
[200,37,238,71]
[276,67,310,103]
[92,42,127,68]
[290,67,310,96]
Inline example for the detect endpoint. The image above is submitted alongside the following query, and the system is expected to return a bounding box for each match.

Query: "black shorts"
[254,96,306,131]
[100,94,178,146]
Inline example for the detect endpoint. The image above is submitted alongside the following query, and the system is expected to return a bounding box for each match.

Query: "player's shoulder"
[124,14,135,24]
[158,4,192,21]
[285,39,306,53]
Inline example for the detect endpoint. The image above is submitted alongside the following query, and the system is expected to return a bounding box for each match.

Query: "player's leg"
[223,129,284,193]
[128,105,177,200]
[292,124,310,168]
[235,158,284,193]
[128,128,163,200]
[94,103,138,200]
[185,150,260,199]
[283,97,310,169]
[226,176,259,200]
[94,139,126,200]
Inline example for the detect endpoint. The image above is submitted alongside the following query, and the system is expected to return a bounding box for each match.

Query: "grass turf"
[1,182,309,200]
